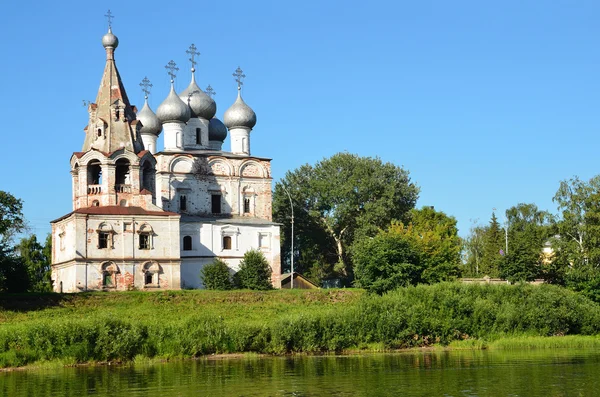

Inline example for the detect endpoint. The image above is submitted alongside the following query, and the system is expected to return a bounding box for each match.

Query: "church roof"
[51,206,179,223]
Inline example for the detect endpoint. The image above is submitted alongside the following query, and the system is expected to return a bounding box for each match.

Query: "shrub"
[200,259,232,290]
[233,250,272,290]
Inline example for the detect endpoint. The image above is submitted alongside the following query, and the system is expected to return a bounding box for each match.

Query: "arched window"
[244,198,251,214]
[183,236,192,251]
[88,161,102,186]
[115,158,131,187]
[196,128,201,145]
[143,262,161,287]
[223,236,232,250]
[102,262,118,288]
[92,200,100,207]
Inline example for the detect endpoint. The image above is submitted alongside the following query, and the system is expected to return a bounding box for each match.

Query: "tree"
[200,258,233,290]
[479,213,505,277]
[0,191,29,293]
[233,250,273,290]
[389,207,462,283]
[353,231,422,294]
[463,222,486,277]
[499,203,553,282]
[273,152,419,283]
[0,191,26,244]
[16,234,53,292]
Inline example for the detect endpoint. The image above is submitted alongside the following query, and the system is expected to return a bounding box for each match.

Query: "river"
[2,349,600,396]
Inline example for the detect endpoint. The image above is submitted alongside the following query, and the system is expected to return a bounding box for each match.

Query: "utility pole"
[281,184,294,288]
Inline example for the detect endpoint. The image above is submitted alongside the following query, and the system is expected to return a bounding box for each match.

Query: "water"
[2,349,600,396]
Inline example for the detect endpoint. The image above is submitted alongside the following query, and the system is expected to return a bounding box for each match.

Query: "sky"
[1,0,599,238]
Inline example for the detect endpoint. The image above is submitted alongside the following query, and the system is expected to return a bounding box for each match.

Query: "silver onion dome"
[156,85,191,124]
[102,27,119,49]
[137,99,162,136]
[179,75,216,120]
[209,117,228,142]
[223,89,256,129]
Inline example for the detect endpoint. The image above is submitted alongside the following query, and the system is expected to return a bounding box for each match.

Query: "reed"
[0,283,598,368]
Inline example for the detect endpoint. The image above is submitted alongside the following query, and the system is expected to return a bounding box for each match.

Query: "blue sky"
[1,0,599,238]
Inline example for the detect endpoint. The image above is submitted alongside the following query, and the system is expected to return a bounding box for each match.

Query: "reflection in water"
[2,350,600,396]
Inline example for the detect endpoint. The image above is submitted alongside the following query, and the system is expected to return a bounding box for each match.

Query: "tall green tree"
[479,213,505,277]
[0,191,29,293]
[500,203,553,282]
[15,234,52,292]
[463,223,486,277]
[0,191,26,244]
[273,152,419,283]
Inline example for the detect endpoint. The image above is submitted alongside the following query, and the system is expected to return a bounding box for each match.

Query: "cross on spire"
[186,44,200,72]
[82,100,91,107]
[165,60,179,82]
[104,9,114,29]
[233,66,246,89]
[139,77,153,99]
[205,85,216,98]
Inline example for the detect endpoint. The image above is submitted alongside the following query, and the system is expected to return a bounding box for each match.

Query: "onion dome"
[137,99,162,136]
[209,117,228,142]
[223,88,257,129]
[156,84,191,124]
[102,27,119,49]
[179,74,216,120]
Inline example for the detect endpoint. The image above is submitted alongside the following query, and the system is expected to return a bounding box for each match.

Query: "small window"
[223,236,232,250]
[98,232,109,249]
[196,128,201,145]
[212,194,221,214]
[92,200,100,207]
[120,200,127,207]
[97,128,102,137]
[139,234,150,250]
[183,236,192,251]
[145,272,153,285]
[244,198,251,214]
[180,195,187,212]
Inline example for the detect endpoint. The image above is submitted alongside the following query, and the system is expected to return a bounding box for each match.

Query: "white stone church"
[50,23,281,292]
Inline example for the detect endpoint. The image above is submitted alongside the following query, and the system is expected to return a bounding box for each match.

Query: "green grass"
[0,283,599,368]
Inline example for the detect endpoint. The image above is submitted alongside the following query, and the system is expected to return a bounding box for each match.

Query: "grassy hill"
[0,283,599,368]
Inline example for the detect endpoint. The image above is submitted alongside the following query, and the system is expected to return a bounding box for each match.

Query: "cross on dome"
[205,85,216,98]
[104,9,114,29]
[186,44,200,72]
[233,67,245,90]
[140,77,153,99]
[165,60,179,83]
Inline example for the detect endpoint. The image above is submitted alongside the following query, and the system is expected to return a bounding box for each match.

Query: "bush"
[233,250,272,290]
[200,259,232,290]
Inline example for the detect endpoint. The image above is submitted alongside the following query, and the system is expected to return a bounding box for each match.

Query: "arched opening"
[244,198,250,214]
[92,200,100,207]
[143,262,161,288]
[115,159,131,192]
[102,262,118,289]
[196,128,201,145]
[119,199,127,207]
[183,236,192,251]
[87,161,102,194]
[141,162,155,194]
[59,281,63,293]
[97,128,102,137]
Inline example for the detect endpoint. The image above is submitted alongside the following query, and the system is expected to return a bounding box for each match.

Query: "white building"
[50,24,281,292]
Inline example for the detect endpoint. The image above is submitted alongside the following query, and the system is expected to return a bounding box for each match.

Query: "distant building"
[50,22,280,292]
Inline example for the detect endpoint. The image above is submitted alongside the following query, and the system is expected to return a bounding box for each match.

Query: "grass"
[0,283,599,368]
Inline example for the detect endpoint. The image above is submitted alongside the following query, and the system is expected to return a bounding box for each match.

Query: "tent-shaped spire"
[82,26,142,154]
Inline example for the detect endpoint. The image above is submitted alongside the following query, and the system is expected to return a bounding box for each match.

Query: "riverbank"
[0,283,599,368]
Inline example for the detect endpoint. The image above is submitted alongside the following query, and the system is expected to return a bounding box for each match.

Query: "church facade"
[50,23,281,292]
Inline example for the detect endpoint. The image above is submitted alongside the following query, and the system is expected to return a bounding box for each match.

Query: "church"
[50,19,281,292]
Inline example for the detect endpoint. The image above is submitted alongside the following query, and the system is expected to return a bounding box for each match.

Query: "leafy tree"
[15,234,52,292]
[463,222,486,277]
[0,191,29,293]
[353,230,422,294]
[499,203,553,282]
[200,258,233,290]
[233,250,273,290]
[273,152,419,283]
[553,175,600,267]
[0,191,26,244]
[388,207,462,283]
